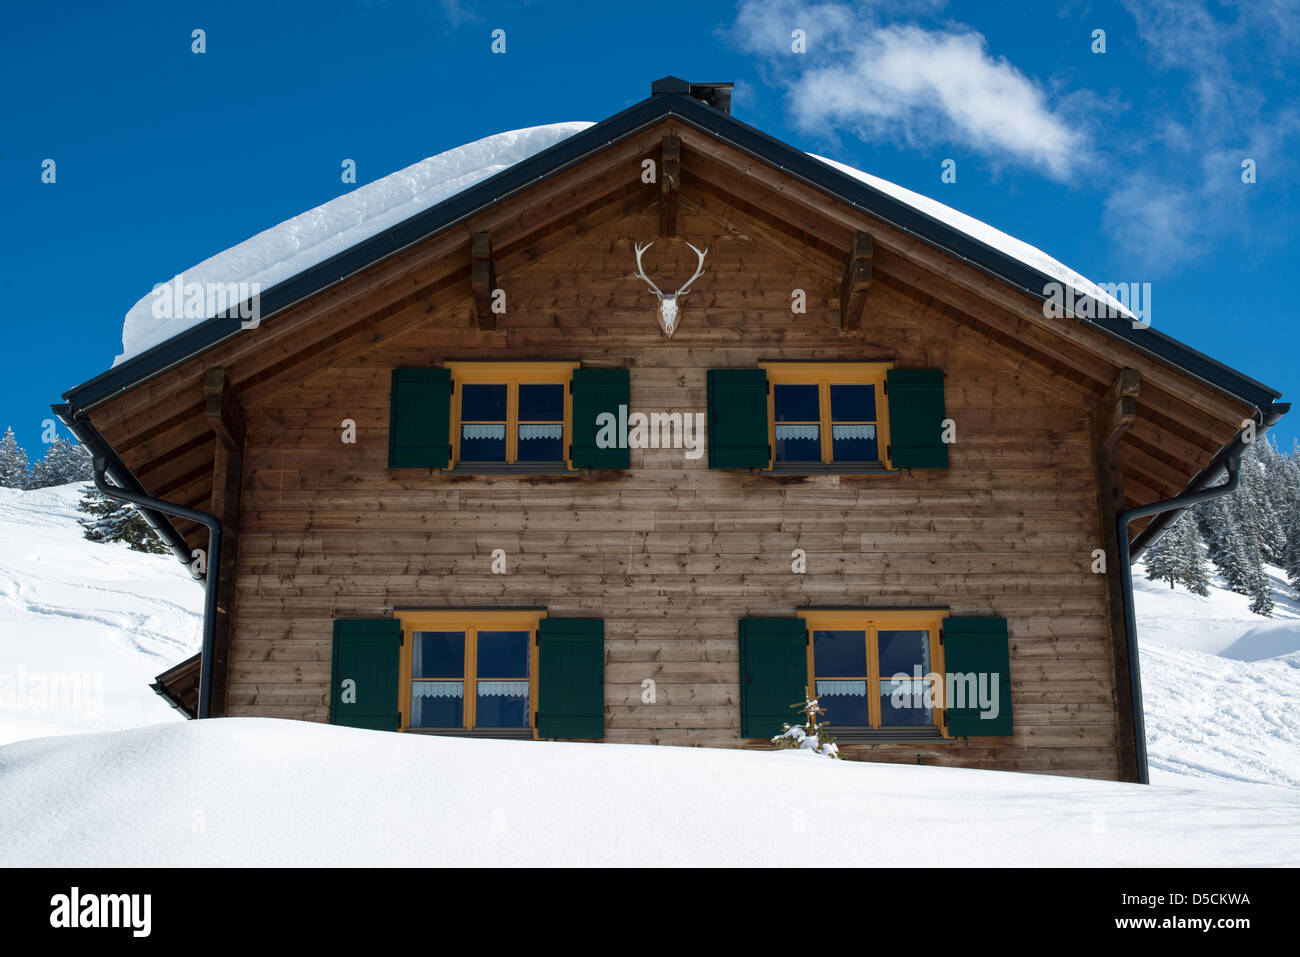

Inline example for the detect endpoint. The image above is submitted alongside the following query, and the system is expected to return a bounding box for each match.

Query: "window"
[448,362,578,470]
[799,609,945,731]
[396,610,544,736]
[760,363,892,470]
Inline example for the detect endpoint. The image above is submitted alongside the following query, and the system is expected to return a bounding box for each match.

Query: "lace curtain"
[462,424,506,440]
[518,424,563,441]
[476,680,529,697]
[775,424,820,440]
[816,679,867,697]
[412,681,463,699]
[831,424,876,440]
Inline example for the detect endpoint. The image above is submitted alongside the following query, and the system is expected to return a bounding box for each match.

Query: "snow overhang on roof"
[61,78,1283,417]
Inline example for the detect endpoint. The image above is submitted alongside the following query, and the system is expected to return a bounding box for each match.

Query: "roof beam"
[659,134,680,237]
[1091,368,1140,452]
[471,232,497,331]
[840,231,873,331]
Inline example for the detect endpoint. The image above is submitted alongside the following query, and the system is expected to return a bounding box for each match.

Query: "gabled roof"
[62,77,1282,416]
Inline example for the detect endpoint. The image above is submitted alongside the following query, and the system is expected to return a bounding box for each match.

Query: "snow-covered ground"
[0,484,201,744]
[1135,559,1300,789]
[0,717,1295,867]
[0,484,1297,865]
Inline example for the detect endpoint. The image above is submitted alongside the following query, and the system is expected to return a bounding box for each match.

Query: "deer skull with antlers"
[632,241,708,338]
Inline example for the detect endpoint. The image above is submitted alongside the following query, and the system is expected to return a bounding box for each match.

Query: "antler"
[632,242,665,300]
[675,242,709,297]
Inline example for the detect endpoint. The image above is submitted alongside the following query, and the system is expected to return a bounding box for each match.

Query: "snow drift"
[0,484,201,745]
[1,718,1296,867]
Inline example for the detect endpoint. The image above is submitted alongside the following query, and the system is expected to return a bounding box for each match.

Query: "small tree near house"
[771,693,840,759]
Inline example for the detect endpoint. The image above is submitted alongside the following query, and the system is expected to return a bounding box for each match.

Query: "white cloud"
[732,1,1086,179]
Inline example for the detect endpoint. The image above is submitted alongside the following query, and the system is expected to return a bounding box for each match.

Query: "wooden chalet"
[56,77,1287,781]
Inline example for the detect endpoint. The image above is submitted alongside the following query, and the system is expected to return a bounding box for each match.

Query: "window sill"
[827,727,946,743]
[765,463,893,476]
[445,465,579,476]
[404,728,536,740]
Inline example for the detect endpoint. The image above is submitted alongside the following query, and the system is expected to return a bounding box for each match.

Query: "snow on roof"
[809,153,1133,318]
[115,121,1129,367]
[115,122,596,366]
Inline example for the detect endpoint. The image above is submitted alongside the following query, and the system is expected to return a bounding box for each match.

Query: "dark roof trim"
[62,84,1282,417]
[52,402,198,575]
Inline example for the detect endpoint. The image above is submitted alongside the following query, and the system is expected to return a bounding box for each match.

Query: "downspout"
[92,457,222,720]
[1116,442,1245,785]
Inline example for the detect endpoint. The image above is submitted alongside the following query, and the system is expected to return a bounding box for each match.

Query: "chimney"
[651,76,734,115]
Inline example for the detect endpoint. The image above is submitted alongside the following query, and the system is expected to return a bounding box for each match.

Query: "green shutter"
[330,618,402,730]
[886,368,948,468]
[943,616,1012,737]
[537,618,604,739]
[570,368,630,469]
[738,617,808,738]
[388,368,451,469]
[707,369,770,468]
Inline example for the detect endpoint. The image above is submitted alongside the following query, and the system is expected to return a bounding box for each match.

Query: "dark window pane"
[830,384,876,422]
[519,383,564,421]
[877,629,931,678]
[460,423,506,462]
[831,424,878,463]
[816,680,869,726]
[517,424,564,463]
[813,629,867,677]
[461,383,508,421]
[411,681,463,727]
[476,680,530,728]
[880,679,932,726]
[775,424,820,463]
[476,631,530,678]
[413,631,464,678]
[773,384,820,422]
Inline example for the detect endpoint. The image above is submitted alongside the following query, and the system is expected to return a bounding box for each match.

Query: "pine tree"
[29,437,93,488]
[0,427,30,489]
[1144,519,1181,588]
[1144,512,1210,596]
[77,486,167,554]
[1180,515,1212,597]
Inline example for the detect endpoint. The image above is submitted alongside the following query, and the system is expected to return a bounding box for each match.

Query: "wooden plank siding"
[219,202,1121,778]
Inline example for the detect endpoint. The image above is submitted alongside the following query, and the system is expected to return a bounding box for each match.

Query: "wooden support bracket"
[203,368,246,452]
[839,231,873,331]
[659,134,680,238]
[1091,368,1141,452]
[472,231,497,330]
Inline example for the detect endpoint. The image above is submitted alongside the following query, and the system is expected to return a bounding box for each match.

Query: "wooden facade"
[61,84,1283,782]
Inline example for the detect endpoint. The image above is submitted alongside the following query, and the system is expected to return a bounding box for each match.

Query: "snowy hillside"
[1,718,1296,867]
[0,484,202,744]
[1135,559,1300,788]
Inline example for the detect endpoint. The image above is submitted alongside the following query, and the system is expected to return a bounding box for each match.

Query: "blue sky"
[2,0,1297,458]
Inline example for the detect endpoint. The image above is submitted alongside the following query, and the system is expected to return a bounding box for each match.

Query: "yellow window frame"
[447,361,580,470]
[395,609,546,737]
[759,362,893,470]
[798,609,948,735]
